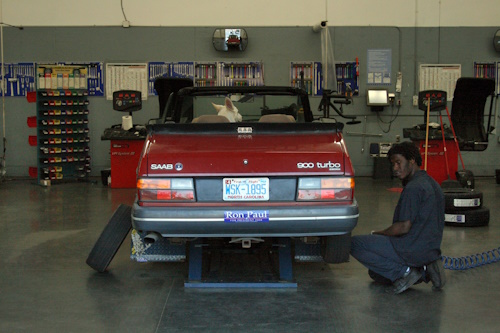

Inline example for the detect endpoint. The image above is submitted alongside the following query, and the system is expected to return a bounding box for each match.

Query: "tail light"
[137,178,195,202]
[297,177,354,201]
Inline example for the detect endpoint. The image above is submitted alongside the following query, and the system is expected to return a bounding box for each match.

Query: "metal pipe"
[144,232,161,244]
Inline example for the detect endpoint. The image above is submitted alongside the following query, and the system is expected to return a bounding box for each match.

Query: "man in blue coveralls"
[351,141,446,294]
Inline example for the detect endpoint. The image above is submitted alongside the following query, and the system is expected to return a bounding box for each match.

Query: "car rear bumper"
[131,199,359,237]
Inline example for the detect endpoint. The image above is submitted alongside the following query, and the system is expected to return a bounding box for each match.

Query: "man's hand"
[371,220,412,237]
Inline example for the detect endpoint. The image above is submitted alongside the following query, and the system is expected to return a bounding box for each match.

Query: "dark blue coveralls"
[351,170,445,282]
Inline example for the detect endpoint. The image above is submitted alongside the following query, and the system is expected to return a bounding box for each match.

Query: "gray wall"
[2,26,499,177]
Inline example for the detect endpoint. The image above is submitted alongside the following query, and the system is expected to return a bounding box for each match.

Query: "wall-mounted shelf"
[217,61,264,87]
[36,88,91,185]
[34,64,91,185]
[290,62,322,96]
[194,62,217,87]
[335,61,359,96]
[473,61,498,95]
[148,61,264,89]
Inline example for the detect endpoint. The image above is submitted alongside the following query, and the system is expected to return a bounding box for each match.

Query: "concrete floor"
[0,177,499,333]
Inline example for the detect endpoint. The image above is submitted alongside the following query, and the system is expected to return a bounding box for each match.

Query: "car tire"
[445,207,490,227]
[440,179,462,189]
[455,169,475,189]
[86,204,132,272]
[443,188,482,211]
[321,233,351,264]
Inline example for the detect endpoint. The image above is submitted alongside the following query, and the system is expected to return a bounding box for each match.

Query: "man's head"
[387,141,422,181]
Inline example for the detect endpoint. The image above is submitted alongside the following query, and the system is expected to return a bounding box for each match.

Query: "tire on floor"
[321,233,351,264]
[443,188,482,211]
[445,207,490,227]
[86,204,132,272]
[455,169,475,189]
[440,178,462,189]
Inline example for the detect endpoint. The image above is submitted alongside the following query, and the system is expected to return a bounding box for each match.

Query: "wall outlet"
[413,95,418,106]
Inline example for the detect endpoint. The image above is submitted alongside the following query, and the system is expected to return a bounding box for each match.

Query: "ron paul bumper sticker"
[224,210,270,223]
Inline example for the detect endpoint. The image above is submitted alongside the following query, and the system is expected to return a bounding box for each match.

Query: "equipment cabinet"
[36,88,91,185]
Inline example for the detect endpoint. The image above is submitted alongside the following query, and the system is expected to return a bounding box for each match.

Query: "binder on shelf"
[290,61,323,96]
[217,61,264,87]
[148,62,195,94]
[194,62,217,87]
[335,61,359,96]
[473,62,496,79]
[473,61,498,95]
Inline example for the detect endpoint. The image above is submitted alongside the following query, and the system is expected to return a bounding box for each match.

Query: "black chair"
[153,77,193,119]
[450,78,495,151]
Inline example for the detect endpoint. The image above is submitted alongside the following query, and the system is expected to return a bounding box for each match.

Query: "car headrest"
[259,114,296,123]
[192,115,230,123]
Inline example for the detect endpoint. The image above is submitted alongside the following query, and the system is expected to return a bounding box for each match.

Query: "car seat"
[192,115,230,123]
[259,114,296,123]
[154,77,193,119]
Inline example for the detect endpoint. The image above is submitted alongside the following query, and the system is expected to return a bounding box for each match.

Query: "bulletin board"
[419,64,461,101]
[105,63,148,100]
[367,49,392,85]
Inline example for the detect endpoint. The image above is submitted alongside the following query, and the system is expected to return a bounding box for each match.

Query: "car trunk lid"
[144,122,349,176]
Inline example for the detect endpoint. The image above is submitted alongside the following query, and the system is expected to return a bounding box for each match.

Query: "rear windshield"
[177,93,307,123]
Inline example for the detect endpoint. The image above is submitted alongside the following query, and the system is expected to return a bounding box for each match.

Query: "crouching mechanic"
[351,141,446,294]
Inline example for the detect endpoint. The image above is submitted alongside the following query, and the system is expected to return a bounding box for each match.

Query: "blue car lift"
[184,238,297,288]
[130,231,327,288]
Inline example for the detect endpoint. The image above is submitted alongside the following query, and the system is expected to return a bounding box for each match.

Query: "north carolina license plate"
[223,177,269,201]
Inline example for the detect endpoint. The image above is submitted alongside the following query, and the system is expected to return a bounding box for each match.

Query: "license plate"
[223,177,269,201]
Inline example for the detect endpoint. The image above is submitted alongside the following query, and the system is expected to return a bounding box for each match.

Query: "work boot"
[426,259,446,291]
[392,267,422,294]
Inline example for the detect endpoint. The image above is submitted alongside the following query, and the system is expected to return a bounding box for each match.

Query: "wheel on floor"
[445,207,490,227]
[321,233,351,264]
[86,204,132,272]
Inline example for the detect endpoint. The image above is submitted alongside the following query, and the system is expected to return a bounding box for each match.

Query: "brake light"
[297,177,354,201]
[137,178,195,202]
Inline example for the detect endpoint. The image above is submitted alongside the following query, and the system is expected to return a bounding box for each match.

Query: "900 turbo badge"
[317,161,341,171]
[297,161,342,171]
[297,162,315,169]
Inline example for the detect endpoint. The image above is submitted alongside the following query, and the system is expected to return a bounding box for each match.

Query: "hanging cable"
[0,22,23,30]
[376,105,402,133]
[120,0,128,21]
